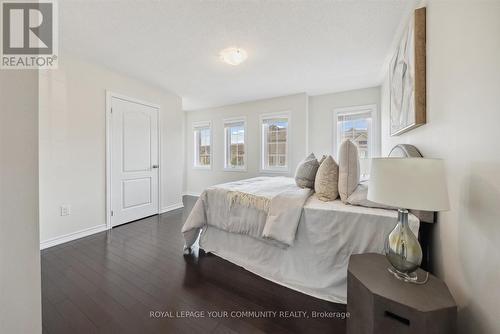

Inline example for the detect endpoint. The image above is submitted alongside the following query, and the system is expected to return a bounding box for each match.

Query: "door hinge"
[111,210,114,217]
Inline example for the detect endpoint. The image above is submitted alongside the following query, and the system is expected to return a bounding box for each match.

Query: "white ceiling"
[59,0,417,110]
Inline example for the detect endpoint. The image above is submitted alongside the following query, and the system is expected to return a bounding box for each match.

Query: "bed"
[182,144,430,304]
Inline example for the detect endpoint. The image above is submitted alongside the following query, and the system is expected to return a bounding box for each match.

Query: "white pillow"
[314,155,339,201]
[338,140,360,202]
[347,181,396,210]
[294,153,319,189]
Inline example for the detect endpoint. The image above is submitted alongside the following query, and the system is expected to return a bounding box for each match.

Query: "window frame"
[192,121,212,170]
[223,117,247,172]
[332,104,379,177]
[259,111,291,173]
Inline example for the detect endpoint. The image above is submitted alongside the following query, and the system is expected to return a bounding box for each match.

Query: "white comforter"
[182,177,312,247]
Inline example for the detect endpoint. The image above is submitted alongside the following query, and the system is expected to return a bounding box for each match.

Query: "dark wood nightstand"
[347,253,457,334]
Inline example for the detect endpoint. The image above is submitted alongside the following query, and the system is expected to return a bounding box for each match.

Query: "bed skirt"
[200,225,348,304]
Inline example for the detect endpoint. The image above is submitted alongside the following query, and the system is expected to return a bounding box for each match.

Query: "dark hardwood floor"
[42,196,346,334]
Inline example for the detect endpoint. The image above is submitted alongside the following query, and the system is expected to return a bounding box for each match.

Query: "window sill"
[259,168,290,174]
[193,166,212,171]
[223,167,247,172]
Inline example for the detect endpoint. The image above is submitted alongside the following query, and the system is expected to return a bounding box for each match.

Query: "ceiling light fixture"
[219,47,248,66]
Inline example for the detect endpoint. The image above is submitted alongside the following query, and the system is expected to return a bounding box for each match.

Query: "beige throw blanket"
[182,177,312,247]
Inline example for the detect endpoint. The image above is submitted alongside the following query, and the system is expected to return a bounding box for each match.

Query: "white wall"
[308,87,381,158]
[39,54,184,245]
[185,93,308,194]
[184,88,381,195]
[381,1,500,333]
[0,70,42,333]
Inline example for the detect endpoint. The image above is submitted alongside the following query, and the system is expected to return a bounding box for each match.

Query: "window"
[193,122,212,169]
[334,105,378,179]
[224,118,246,170]
[260,113,290,172]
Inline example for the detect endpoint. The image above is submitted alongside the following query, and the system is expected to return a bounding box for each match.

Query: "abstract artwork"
[390,7,426,136]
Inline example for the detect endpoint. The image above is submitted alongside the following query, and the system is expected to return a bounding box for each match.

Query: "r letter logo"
[1,0,58,69]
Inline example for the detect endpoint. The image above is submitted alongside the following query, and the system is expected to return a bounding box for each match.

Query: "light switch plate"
[60,205,71,216]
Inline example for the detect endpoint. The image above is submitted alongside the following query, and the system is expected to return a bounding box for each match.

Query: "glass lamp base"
[385,209,423,273]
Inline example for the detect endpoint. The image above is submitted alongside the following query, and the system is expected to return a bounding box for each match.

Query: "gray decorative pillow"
[338,140,360,202]
[294,153,319,189]
[314,155,339,201]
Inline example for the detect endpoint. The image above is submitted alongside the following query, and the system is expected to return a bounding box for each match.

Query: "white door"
[110,96,159,227]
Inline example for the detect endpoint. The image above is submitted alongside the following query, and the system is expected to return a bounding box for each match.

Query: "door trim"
[105,91,161,229]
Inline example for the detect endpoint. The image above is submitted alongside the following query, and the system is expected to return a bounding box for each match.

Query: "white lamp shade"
[367,158,450,211]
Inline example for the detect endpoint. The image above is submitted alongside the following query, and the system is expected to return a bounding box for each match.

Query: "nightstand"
[347,253,457,334]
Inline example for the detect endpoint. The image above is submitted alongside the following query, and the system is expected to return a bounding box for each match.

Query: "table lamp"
[368,158,449,283]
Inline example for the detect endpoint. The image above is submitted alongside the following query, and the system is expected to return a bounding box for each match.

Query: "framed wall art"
[390,7,426,136]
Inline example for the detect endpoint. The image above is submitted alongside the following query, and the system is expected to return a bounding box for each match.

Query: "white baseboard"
[183,191,201,197]
[40,224,108,250]
[160,202,184,213]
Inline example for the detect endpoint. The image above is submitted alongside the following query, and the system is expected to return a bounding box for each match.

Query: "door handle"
[152,165,159,169]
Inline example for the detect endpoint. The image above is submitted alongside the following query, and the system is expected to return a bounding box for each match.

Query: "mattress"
[199,194,419,304]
